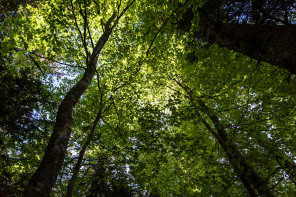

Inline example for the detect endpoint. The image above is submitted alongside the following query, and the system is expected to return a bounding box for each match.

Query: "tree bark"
[23,13,117,197]
[66,106,103,197]
[177,6,296,73]
[173,79,276,196]
[196,22,296,73]
[196,99,276,197]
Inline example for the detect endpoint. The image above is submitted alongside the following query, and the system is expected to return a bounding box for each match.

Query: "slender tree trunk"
[196,22,296,73]
[196,99,276,197]
[23,13,117,197]
[195,109,261,196]
[66,107,102,197]
[174,78,276,196]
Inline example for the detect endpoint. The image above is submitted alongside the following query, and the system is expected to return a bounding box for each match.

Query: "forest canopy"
[0,0,296,196]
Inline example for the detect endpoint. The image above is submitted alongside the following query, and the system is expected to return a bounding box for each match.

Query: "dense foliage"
[0,0,295,196]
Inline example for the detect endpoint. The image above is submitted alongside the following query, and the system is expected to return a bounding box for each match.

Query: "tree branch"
[70,0,89,60]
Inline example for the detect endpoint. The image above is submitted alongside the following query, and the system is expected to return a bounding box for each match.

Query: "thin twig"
[146,0,190,55]
[70,0,89,60]
[28,54,45,76]
[116,0,136,23]
[101,117,114,132]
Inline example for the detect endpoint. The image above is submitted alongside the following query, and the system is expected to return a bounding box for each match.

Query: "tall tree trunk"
[66,106,103,197]
[196,99,276,197]
[177,6,296,73]
[197,114,259,196]
[23,13,117,197]
[174,79,276,196]
[196,22,296,73]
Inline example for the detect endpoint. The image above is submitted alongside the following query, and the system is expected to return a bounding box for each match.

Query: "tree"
[1,0,296,196]
[175,42,296,195]
[21,0,136,196]
[0,62,54,197]
[0,3,56,195]
[177,0,296,73]
[127,38,296,195]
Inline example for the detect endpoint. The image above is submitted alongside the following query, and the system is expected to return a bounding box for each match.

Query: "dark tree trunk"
[174,78,276,196]
[196,99,276,197]
[66,107,102,197]
[195,110,260,196]
[24,61,96,197]
[196,22,296,73]
[177,5,296,73]
[23,14,117,197]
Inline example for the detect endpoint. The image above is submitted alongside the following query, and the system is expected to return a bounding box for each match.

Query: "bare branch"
[146,0,190,56]
[95,68,103,95]
[70,0,89,60]
[117,0,123,14]
[101,117,114,132]
[28,54,45,76]
[116,0,136,23]
[86,19,95,50]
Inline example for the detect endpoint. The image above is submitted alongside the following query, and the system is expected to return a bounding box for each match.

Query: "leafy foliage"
[1,0,296,196]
